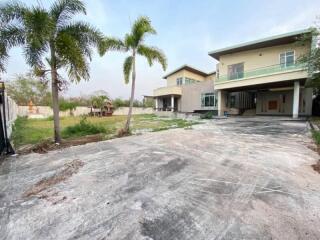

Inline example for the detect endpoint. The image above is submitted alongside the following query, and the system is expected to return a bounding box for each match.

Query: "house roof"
[208,28,312,60]
[163,64,215,79]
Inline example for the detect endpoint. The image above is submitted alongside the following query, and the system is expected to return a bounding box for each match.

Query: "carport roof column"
[171,95,174,112]
[155,97,158,111]
[217,90,227,116]
[293,80,300,119]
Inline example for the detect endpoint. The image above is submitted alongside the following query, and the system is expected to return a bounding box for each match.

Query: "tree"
[58,98,77,116]
[0,0,103,143]
[6,73,51,105]
[100,16,167,133]
[91,95,108,117]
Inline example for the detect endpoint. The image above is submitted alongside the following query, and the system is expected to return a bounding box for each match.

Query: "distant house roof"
[163,64,215,79]
[208,28,313,60]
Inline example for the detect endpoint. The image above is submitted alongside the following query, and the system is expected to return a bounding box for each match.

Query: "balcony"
[153,85,182,97]
[216,63,308,83]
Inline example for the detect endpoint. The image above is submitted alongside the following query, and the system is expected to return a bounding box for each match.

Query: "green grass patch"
[61,117,109,138]
[11,114,200,147]
[11,117,53,148]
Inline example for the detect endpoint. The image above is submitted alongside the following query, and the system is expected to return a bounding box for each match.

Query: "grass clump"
[312,130,320,145]
[61,117,107,138]
[200,111,214,119]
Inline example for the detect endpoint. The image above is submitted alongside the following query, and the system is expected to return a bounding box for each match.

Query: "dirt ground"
[1,117,320,240]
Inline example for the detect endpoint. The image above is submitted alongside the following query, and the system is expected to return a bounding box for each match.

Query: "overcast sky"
[2,0,320,99]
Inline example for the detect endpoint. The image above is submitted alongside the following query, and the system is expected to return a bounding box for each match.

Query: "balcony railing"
[216,63,307,83]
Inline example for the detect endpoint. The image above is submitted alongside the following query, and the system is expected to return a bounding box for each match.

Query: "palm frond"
[0,24,25,48]
[50,0,86,27]
[0,24,25,72]
[0,41,8,72]
[131,16,156,47]
[123,56,133,84]
[0,1,27,23]
[100,37,126,55]
[55,32,89,82]
[137,44,167,71]
[23,7,51,67]
[58,21,104,60]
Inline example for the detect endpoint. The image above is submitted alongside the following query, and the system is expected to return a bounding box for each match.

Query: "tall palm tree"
[100,16,167,133]
[0,0,103,143]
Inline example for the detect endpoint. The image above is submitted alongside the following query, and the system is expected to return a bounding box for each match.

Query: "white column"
[155,98,158,111]
[218,90,227,116]
[171,95,174,112]
[293,80,300,119]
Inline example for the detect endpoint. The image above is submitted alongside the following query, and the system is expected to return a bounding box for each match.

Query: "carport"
[217,79,312,118]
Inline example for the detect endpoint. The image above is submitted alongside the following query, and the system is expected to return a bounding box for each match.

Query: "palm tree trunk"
[124,52,136,133]
[50,43,61,143]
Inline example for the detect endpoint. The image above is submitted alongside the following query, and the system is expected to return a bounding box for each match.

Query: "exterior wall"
[166,71,185,86]
[153,85,182,97]
[218,42,310,76]
[180,80,215,112]
[215,42,310,90]
[256,88,312,116]
[205,73,216,81]
[166,69,207,87]
[154,69,214,98]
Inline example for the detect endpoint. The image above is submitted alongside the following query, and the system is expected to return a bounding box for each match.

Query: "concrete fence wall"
[113,107,154,115]
[18,106,91,118]
[0,93,19,137]
[17,106,154,118]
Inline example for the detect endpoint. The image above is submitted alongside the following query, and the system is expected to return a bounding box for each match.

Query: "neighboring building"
[153,65,217,113]
[209,29,316,118]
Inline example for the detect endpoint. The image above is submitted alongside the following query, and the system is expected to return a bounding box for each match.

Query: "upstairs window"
[228,63,244,80]
[201,93,217,107]
[185,78,200,85]
[280,51,294,68]
[176,77,183,85]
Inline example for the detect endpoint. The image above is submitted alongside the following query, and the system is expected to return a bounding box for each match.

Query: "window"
[280,51,294,68]
[176,77,183,85]
[228,63,244,80]
[201,93,217,107]
[185,78,200,85]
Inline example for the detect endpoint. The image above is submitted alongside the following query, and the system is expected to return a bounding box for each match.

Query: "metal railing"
[216,63,307,82]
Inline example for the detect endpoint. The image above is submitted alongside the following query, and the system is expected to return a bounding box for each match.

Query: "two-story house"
[209,29,315,118]
[153,65,217,113]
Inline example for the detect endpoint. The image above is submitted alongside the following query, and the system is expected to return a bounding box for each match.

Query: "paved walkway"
[1,117,320,239]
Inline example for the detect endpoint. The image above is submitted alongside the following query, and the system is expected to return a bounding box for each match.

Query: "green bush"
[200,111,214,119]
[62,117,107,138]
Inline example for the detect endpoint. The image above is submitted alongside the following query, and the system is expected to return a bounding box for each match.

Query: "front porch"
[154,95,181,112]
[217,79,313,118]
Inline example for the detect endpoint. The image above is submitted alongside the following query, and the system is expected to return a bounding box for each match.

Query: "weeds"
[61,117,107,138]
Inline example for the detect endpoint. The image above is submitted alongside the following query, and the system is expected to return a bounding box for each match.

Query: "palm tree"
[100,16,167,133]
[0,0,103,143]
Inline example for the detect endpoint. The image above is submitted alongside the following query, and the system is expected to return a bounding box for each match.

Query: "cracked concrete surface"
[1,117,320,240]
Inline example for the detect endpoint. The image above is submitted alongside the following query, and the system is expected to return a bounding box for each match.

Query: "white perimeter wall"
[17,106,154,118]
[0,93,19,137]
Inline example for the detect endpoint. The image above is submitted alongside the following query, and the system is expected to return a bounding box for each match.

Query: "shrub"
[62,117,107,138]
[200,111,214,119]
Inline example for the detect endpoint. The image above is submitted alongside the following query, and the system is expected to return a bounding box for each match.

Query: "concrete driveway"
[1,117,320,240]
